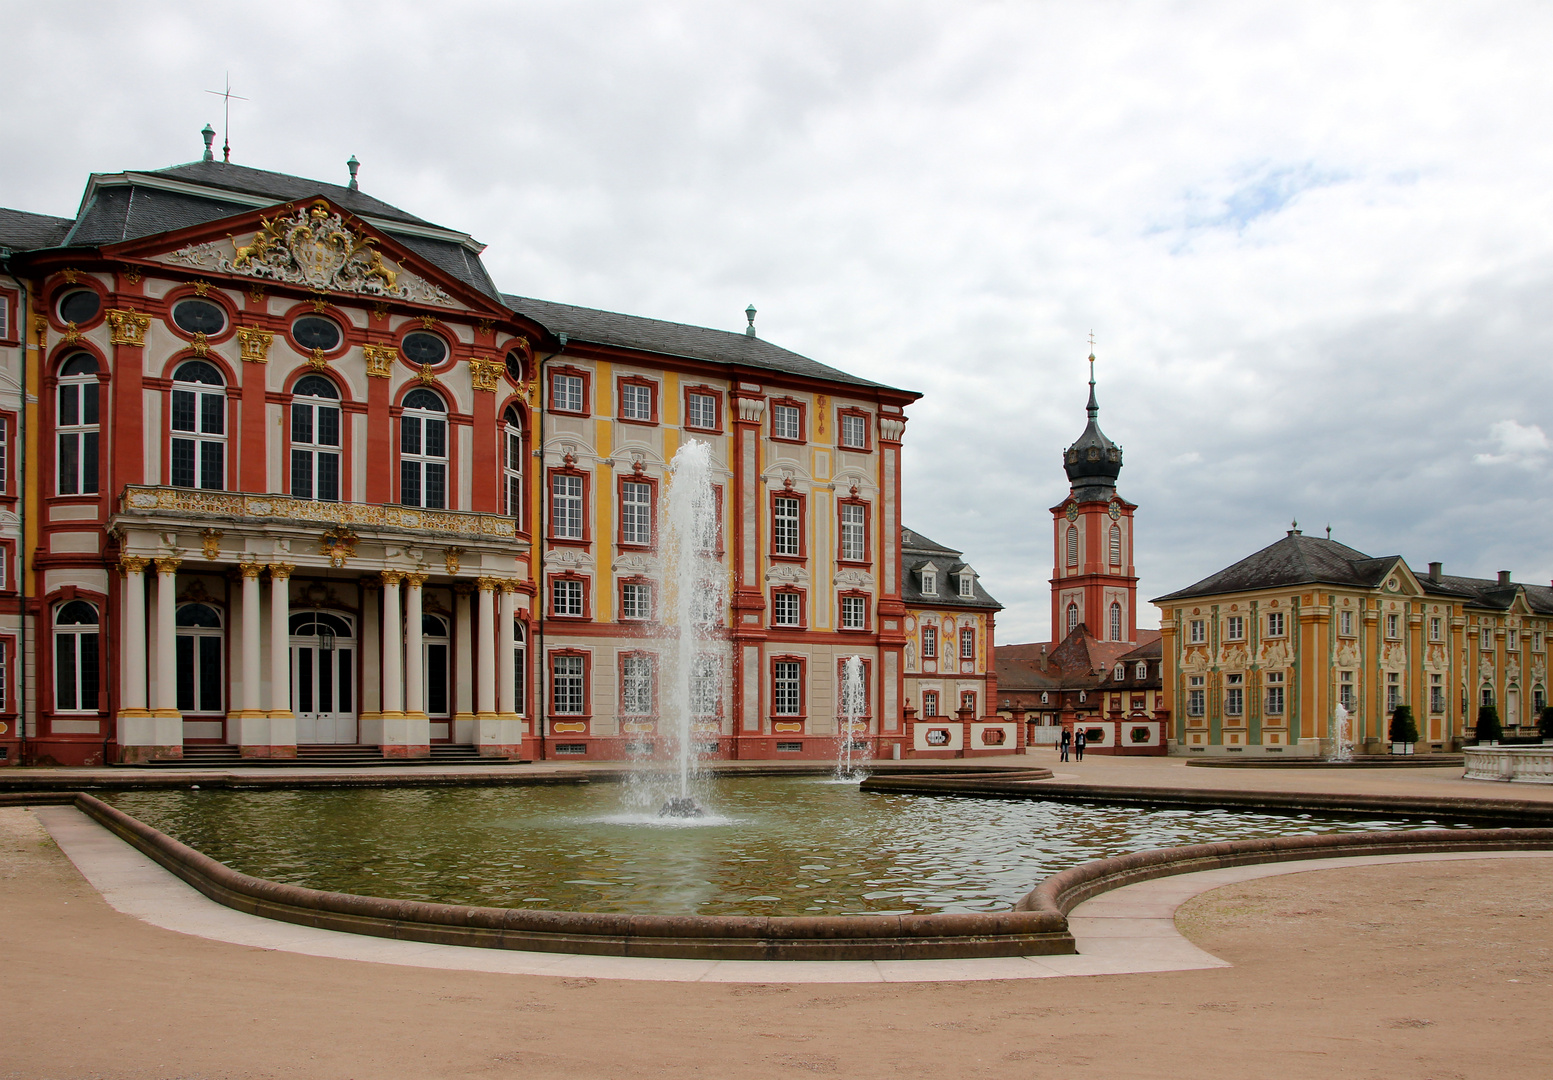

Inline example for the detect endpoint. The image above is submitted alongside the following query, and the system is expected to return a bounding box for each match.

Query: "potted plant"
[1539,706,1553,745]
[1475,705,1502,746]
[1388,705,1418,755]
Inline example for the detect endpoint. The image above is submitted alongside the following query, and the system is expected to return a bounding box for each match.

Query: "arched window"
[1109,525,1121,566]
[1065,526,1079,567]
[1066,602,1079,634]
[57,354,100,495]
[503,405,524,520]
[171,360,226,490]
[175,602,224,714]
[423,613,449,719]
[291,375,341,501]
[54,600,99,712]
[1110,601,1122,641]
[514,620,526,714]
[400,388,447,508]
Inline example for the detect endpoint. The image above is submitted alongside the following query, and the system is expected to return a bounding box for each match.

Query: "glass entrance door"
[290,611,356,744]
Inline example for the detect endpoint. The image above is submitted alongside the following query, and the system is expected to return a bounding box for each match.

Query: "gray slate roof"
[504,294,906,393]
[0,207,74,250]
[900,526,1001,609]
[148,160,437,226]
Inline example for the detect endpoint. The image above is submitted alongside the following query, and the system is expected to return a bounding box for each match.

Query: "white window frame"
[921,624,938,659]
[686,391,718,430]
[290,376,341,502]
[170,361,227,491]
[840,595,867,630]
[399,390,448,509]
[773,496,801,556]
[620,654,655,716]
[1226,615,1244,640]
[551,654,585,714]
[1340,610,1354,636]
[503,411,523,519]
[1109,602,1122,641]
[551,473,584,540]
[620,581,652,621]
[620,381,653,421]
[772,591,800,627]
[772,403,801,441]
[1225,673,1244,717]
[960,627,976,660]
[1266,611,1285,637]
[621,480,653,546]
[1265,671,1284,716]
[1429,616,1442,642]
[1189,619,1205,644]
[921,569,937,596]
[552,577,584,617]
[56,355,100,496]
[840,503,867,561]
[1339,670,1355,710]
[840,412,867,449]
[53,600,100,713]
[551,372,584,413]
[773,660,802,715]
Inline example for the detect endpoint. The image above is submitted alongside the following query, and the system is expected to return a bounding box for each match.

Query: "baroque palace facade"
[0,134,922,765]
[1155,528,1553,756]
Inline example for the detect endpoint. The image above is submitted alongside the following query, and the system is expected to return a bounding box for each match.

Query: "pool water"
[106,777,1452,917]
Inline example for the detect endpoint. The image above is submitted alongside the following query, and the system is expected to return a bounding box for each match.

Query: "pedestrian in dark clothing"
[1059,727,1071,762]
[1074,729,1086,761]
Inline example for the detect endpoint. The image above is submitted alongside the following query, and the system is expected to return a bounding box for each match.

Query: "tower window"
[1066,526,1079,567]
[1066,602,1079,634]
[1109,601,1122,641]
[1109,525,1121,565]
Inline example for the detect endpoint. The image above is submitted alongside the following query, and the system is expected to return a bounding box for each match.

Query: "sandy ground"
[4,806,1552,1079]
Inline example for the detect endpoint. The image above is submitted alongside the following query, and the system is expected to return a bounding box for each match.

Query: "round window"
[57,289,100,325]
[172,298,226,335]
[505,349,525,384]
[293,316,342,351]
[402,332,447,365]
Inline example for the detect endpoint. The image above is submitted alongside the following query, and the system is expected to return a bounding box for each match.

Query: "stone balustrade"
[117,484,518,539]
[1463,745,1553,784]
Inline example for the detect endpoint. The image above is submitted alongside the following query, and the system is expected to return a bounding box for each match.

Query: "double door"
[291,611,356,744]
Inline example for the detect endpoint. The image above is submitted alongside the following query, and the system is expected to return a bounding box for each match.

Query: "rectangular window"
[839,503,867,561]
[551,577,584,617]
[551,654,585,714]
[1189,619,1205,644]
[686,391,718,430]
[1187,676,1205,717]
[1536,687,1547,713]
[0,640,7,711]
[620,581,652,621]
[1386,613,1400,639]
[1430,674,1445,714]
[1265,671,1284,716]
[1339,670,1355,711]
[1225,673,1244,717]
[1386,671,1401,714]
[921,570,937,596]
[1266,612,1285,637]
[551,473,584,540]
[552,373,584,412]
[772,590,801,627]
[1481,627,1493,651]
[620,654,654,716]
[840,595,866,629]
[503,426,523,518]
[689,654,719,717]
[922,689,940,716]
[1482,686,1495,707]
[921,624,938,659]
[959,627,976,660]
[1429,616,1442,642]
[773,660,802,715]
[840,412,867,449]
[620,381,653,421]
[1340,610,1354,636]
[57,380,100,496]
[621,481,653,546]
[773,496,801,556]
[958,574,974,598]
[1226,615,1244,640]
[772,403,801,441]
[960,690,977,715]
[1509,628,1519,652]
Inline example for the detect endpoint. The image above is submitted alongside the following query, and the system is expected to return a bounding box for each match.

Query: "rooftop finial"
[1326,523,1332,539]
[200,123,216,162]
[203,74,248,164]
[745,303,757,338]
[1288,518,1300,536]
[1086,332,1098,420]
[347,155,360,191]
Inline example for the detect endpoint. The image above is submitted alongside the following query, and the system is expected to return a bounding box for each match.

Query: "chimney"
[1428,561,1442,582]
[1498,570,1512,587]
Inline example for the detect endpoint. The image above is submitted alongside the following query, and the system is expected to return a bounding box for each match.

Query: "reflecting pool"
[106,777,1457,917]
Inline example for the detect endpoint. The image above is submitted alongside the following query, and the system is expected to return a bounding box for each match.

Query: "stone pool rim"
[10,774,1553,961]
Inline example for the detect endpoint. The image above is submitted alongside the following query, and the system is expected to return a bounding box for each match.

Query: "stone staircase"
[124,743,514,768]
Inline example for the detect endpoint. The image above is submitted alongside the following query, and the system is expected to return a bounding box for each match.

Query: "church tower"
[1050,349,1138,643]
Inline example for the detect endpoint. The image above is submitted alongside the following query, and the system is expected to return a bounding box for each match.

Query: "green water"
[105,777,1452,916]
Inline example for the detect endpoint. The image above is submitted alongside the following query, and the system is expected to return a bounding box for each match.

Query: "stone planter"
[1391,742,1415,755]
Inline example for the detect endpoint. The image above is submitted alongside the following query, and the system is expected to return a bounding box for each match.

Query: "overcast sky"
[6,2,1553,643]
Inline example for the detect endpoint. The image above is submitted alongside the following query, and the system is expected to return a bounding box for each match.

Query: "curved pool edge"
[9,784,1553,962]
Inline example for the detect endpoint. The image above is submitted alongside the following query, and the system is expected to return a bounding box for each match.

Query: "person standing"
[1059,725,1071,762]
[1074,728,1086,761]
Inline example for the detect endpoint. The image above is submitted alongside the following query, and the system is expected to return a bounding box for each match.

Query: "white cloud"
[1474,419,1550,467]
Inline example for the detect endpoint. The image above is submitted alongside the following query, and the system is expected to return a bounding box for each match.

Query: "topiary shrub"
[1539,707,1553,739]
[1388,705,1418,745]
[1476,705,1502,743]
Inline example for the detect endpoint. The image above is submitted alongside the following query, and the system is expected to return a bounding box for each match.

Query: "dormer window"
[1136,661,1147,679]
[1113,664,1124,680]
[921,568,937,596]
[957,570,975,598]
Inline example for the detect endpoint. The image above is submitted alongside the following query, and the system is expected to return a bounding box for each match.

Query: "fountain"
[1330,703,1353,762]
[835,655,871,780]
[655,439,727,817]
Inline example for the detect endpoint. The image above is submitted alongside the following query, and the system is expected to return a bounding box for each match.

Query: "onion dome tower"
[1050,345,1139,643]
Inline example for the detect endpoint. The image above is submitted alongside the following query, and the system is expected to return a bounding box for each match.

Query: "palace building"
[1154,528,1553,756]
[992,354,1168,755]
[0,132,921,765]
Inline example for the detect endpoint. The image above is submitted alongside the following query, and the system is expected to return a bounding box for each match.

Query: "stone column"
[475,577,497,720]
[379,570,428,758]
[404,573,427,722]
[379,571,405,718]
[265,563,296,756]
[358,581,383,746]
[114,556,158,763]
[498,581,518,720]
[146,556,184,760]
[452,583,476,744]
[232,560,270,756]
[473,577,519,756]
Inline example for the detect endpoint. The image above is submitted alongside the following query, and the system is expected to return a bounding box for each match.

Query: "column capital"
[118,555,150,575]
[267,562,296,581]
[238,560,265,579]
[476,576,502,592]
[453,582,478,596]
[499,578,522,594]
[405,571,430,588]
[153,556,183,575]
[380,569,406,587]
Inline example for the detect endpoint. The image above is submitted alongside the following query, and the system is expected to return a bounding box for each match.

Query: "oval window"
[57,289,101,325]
[505,349,525,384]
[293,316,342,351]
[172,298,226,335]
[401,332,447,365]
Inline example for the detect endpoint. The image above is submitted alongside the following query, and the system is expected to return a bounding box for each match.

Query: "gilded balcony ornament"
[200,528,223,560]
[416,363,437,386]
[193,280,211,297]
[106,309,151,347]
[308,347,329,372]
[363,344,395,378]
[118,555,150,576]
[444,548,463,575]
[154,556,183,576]
[267,562,295,581]
[236,327,274,363]
[190,332,210,358]
[468,357,502,392]
[320,525,360,568]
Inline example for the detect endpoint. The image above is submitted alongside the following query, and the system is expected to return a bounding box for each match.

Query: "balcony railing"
[117,485,518,539]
